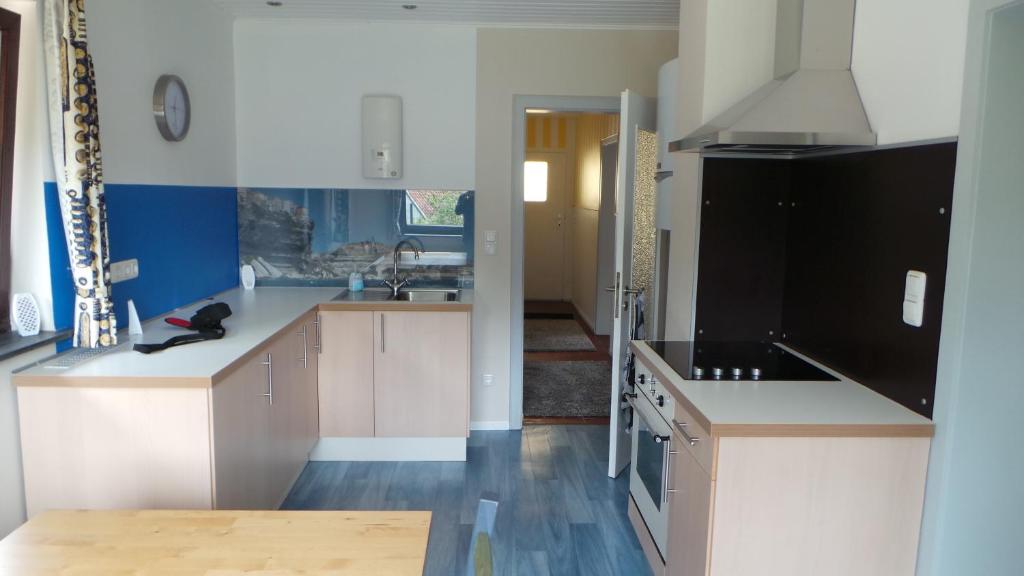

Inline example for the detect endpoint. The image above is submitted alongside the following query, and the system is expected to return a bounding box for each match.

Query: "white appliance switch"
[903,270,927,327]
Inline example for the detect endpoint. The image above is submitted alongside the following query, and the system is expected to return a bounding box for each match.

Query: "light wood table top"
[0,510,432,575]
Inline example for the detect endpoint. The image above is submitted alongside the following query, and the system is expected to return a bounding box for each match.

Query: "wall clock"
[152,74,191,142]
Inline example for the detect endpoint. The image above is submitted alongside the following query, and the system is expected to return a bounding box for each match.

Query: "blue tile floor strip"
[282,425,653,576]
[44,182,240,332]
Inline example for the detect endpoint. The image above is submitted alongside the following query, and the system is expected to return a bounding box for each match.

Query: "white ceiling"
[211,0,680,30]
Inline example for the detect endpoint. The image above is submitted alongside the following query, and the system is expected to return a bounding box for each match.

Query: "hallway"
[523,301,612,423]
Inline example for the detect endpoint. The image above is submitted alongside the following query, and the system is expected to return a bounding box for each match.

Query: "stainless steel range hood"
[670,0,876,158]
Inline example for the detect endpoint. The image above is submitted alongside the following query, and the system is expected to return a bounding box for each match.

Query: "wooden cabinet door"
[665,439,713,576]
[212,352,272,509]
[301,314,320,451]
[373,311,470,438]
[318,311,375,437]
[267,326,303,505]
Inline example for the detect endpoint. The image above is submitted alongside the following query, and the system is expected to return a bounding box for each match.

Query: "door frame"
[916,0,1023,573]
[510,95,620,430]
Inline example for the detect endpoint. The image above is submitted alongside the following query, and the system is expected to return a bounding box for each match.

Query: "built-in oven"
[627,384,673,557]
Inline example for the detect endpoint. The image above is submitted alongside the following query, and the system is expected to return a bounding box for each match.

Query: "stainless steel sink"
[395,288,460,302]
[332,287,460,302]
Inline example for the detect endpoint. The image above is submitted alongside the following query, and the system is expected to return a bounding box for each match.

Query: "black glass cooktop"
[644,341,839,381]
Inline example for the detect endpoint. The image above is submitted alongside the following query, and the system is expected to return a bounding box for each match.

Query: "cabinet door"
[665,438,713,576]
[267,323,308,505]
[373,311,470,438]
[318,311,375,437]
[212,352,272,509]
[301,314,320,451]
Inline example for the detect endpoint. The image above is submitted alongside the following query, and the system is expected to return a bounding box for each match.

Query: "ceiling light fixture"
[402,4,418,10]
[266,1,282,6]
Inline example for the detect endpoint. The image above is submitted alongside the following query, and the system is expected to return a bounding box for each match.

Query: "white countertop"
[632,341,933,433]
[16,287,341,382]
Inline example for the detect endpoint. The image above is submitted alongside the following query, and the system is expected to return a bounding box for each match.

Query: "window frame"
[398,190,466,237]
[0,8,21,335]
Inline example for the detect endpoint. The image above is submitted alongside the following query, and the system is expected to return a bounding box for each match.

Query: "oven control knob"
[751,367,763,379]
[657,395,665,407]
[692,366,705,378]
[638,374,646,385]
[712,367,724,379]
[731,367,744,379]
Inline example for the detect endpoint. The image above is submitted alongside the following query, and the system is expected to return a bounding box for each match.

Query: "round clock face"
[153,75,191,142]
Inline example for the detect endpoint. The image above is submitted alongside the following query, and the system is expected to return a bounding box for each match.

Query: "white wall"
[234,21,476,190]
[851,0,970,145]
[88,0,237,187]
[476,28,676,427]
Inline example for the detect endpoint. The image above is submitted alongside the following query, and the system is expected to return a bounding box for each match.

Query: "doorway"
[521,111,620,423]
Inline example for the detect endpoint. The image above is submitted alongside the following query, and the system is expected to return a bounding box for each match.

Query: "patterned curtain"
[42,0,116,348]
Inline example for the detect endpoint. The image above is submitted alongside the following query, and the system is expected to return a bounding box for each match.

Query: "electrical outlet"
[110,259,139,283]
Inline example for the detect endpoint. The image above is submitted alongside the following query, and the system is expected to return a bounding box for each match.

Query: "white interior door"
[524,152,568,301]
[608,90,657,478]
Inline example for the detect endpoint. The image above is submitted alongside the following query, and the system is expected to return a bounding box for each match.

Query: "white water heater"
[362,95,403,179]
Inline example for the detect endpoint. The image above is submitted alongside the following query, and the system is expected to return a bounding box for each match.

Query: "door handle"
[314,315,321,353]
[298,325,308,368]
[261,353,273,405]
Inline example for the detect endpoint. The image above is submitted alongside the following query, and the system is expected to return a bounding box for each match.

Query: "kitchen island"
[628,340,934,576]
[12,286,472,517]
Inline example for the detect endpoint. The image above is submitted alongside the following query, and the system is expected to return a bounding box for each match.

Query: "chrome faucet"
[383,239,422,298]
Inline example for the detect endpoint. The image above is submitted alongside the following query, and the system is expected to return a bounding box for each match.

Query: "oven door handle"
[660,436,672,503]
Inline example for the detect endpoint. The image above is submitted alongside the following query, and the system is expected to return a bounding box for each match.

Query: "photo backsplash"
[238,187,475,287]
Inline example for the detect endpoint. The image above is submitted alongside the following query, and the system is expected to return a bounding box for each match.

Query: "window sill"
[0,330,69,363]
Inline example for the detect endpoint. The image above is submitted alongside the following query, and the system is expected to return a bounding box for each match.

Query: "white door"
[524,152,568,301]
[608,90,657,478]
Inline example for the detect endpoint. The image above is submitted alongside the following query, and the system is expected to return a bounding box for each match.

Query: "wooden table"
[0,510,432,575]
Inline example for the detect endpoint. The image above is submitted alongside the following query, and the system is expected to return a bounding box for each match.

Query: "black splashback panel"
[782,142,957,417]
[694,159,791,342]
[693,143,957,417]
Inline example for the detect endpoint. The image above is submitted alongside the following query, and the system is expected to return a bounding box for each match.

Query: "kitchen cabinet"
[630,342,933,576]
[317,311,375,437]
[318,309,470,439]
[373,311,470,438]
[19,312,321,515]
[664,429,712,576]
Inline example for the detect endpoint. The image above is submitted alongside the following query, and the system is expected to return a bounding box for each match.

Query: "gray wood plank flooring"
[281,425,653,576]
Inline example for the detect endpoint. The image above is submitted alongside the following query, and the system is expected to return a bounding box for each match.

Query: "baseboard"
[571,300,599,334]
[470,420,510,431]
[311,437,467,461]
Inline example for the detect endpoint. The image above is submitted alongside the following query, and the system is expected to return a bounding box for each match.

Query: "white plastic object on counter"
[12,293,41,337]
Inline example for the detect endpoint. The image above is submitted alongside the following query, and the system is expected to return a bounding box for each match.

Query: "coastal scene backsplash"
[238,187,474,287]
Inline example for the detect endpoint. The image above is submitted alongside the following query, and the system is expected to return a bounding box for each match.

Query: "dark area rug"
[524,319,597,352]
[524,361,612,418]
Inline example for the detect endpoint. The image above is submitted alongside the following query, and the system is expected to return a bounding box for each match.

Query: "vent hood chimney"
[669,0,876,158]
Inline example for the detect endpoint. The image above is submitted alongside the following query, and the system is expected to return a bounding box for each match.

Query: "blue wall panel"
[44,183,239,332]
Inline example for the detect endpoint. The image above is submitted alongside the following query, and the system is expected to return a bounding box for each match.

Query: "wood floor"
[282,425,652,576]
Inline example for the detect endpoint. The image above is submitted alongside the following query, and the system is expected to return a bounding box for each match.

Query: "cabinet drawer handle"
[261,353,273,405]
[314,315,322,353]
[672,419,699,446]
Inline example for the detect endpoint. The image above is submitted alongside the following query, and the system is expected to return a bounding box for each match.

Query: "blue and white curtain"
[42,0,116,348]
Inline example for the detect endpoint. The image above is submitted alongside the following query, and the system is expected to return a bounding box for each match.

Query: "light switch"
[903,270,927,327]
[484,230,497,255]
[485,230,497,242]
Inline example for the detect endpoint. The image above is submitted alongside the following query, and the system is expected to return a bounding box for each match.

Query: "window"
[0,8,21,335]
[524,161,548,202]
[399,190,469,236]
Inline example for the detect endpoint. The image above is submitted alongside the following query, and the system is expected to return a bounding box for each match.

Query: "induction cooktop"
[643,341,839,381]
